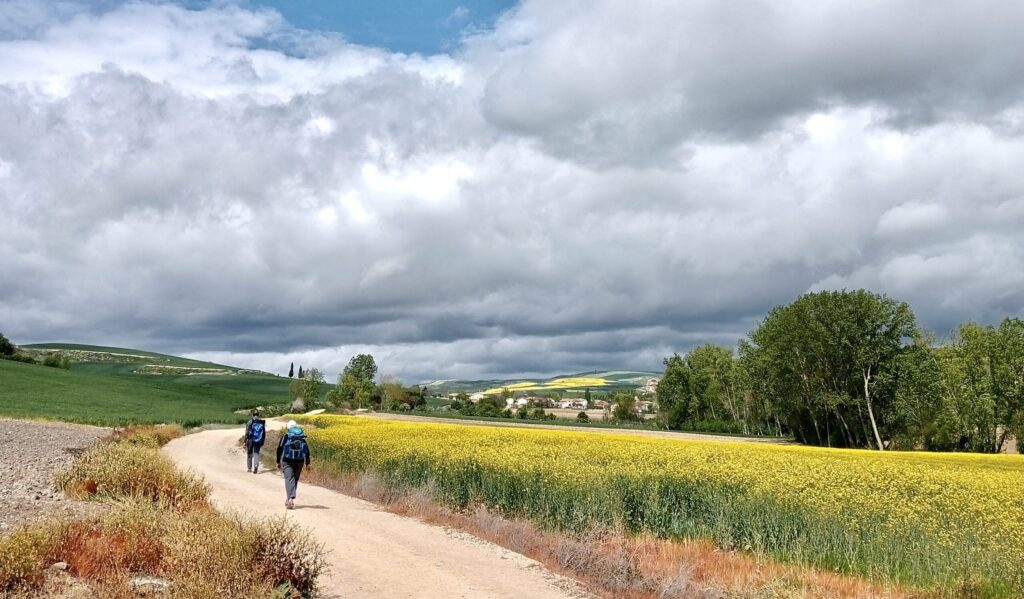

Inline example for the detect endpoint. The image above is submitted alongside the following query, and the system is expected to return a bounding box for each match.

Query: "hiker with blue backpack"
[276,419,311,509]
[244,409,266,474]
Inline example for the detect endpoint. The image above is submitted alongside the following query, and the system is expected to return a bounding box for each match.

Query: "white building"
[558,398,588,410]
[640,377,660,394]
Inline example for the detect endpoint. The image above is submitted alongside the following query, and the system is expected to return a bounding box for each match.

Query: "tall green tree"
[743,289,916,449]
[611,391,640,423]
[327,354,379,409]
[344,354,378,385]
[937,319,1024,453]
[0,332,14,357]
[884,336,945,450]
[656,354,693,429]
[991,318,1024,451]
[686,344,745,426]
[380,375,408,410]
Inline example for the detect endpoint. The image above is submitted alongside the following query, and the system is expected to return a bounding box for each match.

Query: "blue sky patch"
[248,0,515,54]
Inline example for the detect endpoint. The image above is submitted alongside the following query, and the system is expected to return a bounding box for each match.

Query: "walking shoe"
[286,499,295,510]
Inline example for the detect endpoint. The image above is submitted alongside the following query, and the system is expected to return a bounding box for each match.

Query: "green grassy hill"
[1,344,301,426]
[24,343,246,371]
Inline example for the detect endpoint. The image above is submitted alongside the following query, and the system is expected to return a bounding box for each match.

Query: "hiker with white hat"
[275,419,311,509]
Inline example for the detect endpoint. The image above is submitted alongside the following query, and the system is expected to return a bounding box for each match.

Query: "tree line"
[656,289,1024,452]
[285,353,428,413]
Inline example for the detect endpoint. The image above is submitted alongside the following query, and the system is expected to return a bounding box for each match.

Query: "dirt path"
[164,423,592,599]
[364,411,788,443]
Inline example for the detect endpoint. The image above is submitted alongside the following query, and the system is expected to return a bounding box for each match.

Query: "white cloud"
[1,0,1023,381]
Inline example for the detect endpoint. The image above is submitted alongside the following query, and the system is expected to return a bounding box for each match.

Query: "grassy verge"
[0,426,327,598]
[296,415,1024,598]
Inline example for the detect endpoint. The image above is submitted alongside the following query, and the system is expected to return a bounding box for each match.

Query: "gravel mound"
[0,419,110,532]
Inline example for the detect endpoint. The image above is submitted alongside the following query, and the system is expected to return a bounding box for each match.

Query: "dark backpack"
[282,434,307,462]
[250,419,265,445]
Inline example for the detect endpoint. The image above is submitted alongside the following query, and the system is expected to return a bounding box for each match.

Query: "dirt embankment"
[0,419,110,532]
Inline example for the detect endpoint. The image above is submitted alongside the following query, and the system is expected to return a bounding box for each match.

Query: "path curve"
[164,423,591,599]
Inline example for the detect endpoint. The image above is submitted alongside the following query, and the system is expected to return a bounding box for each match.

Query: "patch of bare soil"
[0,419,110,533]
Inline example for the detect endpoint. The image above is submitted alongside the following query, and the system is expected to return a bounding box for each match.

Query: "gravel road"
[0,419,110,532]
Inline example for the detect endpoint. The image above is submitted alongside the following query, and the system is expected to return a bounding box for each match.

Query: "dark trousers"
[282,461,304,499]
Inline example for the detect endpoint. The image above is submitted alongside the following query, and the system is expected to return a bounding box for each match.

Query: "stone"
[129,577,170,594]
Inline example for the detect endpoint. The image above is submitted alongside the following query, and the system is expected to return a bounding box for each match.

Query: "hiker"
[276,419,311,509]
[244,409,266,474]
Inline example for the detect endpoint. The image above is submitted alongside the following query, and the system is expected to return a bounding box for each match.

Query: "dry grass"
[1,428,327,598]
[110,423,185,447]
[54,439,209,507]
[1,502,327,598]
[303,468,915,599]
[0,520,64,593]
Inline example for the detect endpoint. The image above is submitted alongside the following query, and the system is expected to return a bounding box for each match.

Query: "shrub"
[41,352,70,369]
[1,502,327,598]
[5,353,37,364]
[163,508,326,598]
[0,521,64,592]
[112,424,185,447]
[685,419,746,435]
[576,411,590,423]
[0,332,13,357]
[54,441,209,507]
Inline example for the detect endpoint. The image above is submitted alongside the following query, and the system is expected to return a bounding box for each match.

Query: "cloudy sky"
[2,1,1023,382]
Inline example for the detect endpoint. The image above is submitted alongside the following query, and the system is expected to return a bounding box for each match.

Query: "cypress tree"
[288,362,294,378]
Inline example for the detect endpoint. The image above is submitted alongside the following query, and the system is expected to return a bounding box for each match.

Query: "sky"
[1,1,1023,383]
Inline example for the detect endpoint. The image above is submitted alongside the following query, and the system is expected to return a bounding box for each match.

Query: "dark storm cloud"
[478,0,1024,166]
[1,1,1023,382]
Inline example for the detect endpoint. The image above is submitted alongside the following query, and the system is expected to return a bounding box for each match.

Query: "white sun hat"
[287,419,297,428]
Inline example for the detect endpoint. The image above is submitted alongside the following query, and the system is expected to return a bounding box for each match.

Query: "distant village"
[450,377,661,417]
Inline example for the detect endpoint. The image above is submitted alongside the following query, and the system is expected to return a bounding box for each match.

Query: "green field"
[0,344,301,426]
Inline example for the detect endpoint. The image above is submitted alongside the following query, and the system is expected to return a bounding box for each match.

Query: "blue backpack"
[250,419,265,445]
[282,433,308,462]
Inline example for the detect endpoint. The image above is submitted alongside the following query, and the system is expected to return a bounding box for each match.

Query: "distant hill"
[421,370,660,396]
[22,343,260,374]
[3,343,297,426]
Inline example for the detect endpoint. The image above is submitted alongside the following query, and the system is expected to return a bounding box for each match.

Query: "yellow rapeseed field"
[302,415,1024,595]
[482,376,609,395]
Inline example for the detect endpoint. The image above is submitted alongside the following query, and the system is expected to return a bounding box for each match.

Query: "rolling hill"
[1,344,299,426]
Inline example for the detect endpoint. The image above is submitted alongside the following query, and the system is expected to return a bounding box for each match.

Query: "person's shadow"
[293,505,328,510]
